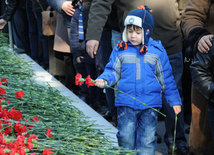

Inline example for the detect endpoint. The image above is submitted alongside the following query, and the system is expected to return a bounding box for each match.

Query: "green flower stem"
[37,1,44,11]
[104,84,166,117]
[172,114,177,155]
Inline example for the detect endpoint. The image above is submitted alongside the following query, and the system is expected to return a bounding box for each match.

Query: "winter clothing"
[122,6,154,46]
[98,38,182,110]
[188,41,214,155]
[181,0,214,53]
[87,0,187,151]
[190,40,214,105]
[117,107,158,154]
[98,35,181,153]
[0,0,18,21]
[181,0,214,154]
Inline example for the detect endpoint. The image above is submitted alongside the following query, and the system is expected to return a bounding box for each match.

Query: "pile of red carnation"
[0,78,54,155]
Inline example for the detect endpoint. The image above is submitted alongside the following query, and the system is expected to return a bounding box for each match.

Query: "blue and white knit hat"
[122,5,154,46]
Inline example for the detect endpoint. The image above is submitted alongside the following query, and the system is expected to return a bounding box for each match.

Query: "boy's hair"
[122,5,154,46]
[127,24,142,31]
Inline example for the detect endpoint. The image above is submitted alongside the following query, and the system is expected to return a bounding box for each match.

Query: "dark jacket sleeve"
[190,40,214,105]
[0,0,18,21]
[86,0,115,41]
[46,0,67,13]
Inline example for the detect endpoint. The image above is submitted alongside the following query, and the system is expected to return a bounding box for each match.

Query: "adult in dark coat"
[181,0,214,154]
[0,0,30,54]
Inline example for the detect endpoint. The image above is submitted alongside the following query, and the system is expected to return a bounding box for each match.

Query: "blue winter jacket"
[98,38,182,110]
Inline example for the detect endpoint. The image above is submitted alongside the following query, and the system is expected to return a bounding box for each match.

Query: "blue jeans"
[163,51,187,148]
[117,107,158,155]
[208,104,214,138]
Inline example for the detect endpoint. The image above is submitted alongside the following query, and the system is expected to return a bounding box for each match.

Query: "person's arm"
[47,0,75,16]
[0,0,18,30]
[181,0,211,37]
[0,0,18,20]
[159,49,182,114]
[181,0,212,54]
[86,0,115,58]
[156,45,182,107]
[70,8,85,62]
[96,47,121,87]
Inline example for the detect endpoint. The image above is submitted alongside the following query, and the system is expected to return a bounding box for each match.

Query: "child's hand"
[95,79,107,88]
[173,105,181,115]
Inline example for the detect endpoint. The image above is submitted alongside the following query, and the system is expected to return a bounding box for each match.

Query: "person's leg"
[163,51,187,153]
[111,30,121,48]
[35,11,49,68]
[11,7,30,54]
[136,108,158,155]
[83,55,106,111]
[99,29,117,118]
[83,57,97,102]
[117,106,137,150]
[65,28,76,90]
[208,104,214,138]
[26,0,39,62]
[189,85,214,154]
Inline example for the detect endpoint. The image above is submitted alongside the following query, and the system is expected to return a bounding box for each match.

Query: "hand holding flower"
[173,105,181,115]
[95,79,108,88]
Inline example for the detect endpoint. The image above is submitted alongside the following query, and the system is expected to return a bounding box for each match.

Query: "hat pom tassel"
[117,41,128,51]
[140,45,148,54]
[137,5,152,13]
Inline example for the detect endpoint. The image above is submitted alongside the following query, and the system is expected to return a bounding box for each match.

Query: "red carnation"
[43,148,54,155]
[8,107,23,121]
[32,117,39,122]
[1,78,8,85]
[0,87,6,96]
[46,128,53,137]
[16,90,24,98]
[75,73,84,86]
[85,75,95,87]
[14,123,27,136]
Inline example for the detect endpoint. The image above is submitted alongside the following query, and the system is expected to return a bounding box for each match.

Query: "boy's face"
[126,25,142,47]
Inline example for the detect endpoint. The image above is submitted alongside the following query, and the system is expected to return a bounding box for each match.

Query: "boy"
[95,6,181,154]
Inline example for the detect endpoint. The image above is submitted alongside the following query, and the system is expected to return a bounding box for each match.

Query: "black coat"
[0,0,18,21]
[190,39,214,105]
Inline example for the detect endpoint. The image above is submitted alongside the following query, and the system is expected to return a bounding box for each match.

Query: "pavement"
[20,53,190,155]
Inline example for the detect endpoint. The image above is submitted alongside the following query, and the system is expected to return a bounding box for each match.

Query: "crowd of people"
[0,0,213,155]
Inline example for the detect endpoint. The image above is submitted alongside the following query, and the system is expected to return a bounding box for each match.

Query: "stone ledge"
[19,54,118,145]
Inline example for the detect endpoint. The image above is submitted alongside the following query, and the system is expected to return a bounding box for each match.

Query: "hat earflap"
[122,27,128,42]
